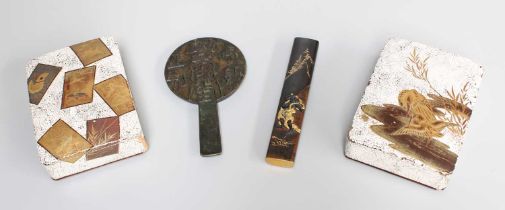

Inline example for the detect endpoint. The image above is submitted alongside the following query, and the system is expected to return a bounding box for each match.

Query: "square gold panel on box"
[37,120,92,163]
[61,66,96,109]
[95,75,135,116]
[70,38,113,66]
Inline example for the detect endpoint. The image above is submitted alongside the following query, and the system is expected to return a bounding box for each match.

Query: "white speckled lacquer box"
[345,38,484,189]
[25,37,148,179]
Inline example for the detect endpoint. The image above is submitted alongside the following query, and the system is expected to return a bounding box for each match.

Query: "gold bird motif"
[392,89,452,139]
[28,72,49,94]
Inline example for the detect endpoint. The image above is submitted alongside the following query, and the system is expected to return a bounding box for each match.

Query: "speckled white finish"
[25,37,148,179]
[345,38,484,189]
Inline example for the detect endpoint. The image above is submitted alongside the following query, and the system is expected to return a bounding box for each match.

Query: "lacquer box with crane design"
[345,38,484,189]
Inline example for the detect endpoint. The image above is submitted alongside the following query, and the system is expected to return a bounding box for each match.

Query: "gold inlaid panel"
[27,64,62,105]
[85,116,120,160]
[61,66,96,109]
[37,120,92,163]
[70,38,112,66]
[94,75,135,116]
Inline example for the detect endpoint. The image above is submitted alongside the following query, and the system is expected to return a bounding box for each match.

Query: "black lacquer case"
[266,37,319,167]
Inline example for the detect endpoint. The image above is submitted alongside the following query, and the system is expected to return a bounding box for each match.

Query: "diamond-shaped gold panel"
[70,38,112,66]
[37,120,92,163]
[95,75,135,116]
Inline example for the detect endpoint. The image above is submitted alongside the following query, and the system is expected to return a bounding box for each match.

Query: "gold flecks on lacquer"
[94,75,135,116]
[37,120,92,163]
[61,66,96,109]
[70,38,113,66]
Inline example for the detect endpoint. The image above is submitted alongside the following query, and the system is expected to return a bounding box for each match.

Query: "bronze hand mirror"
[165,37,246,156]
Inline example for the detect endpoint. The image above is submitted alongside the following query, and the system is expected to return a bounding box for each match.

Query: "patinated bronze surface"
[165,37,246,156]
[266,37,318,168]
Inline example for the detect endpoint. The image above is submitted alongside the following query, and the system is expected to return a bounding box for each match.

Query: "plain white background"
[1,0,504,209]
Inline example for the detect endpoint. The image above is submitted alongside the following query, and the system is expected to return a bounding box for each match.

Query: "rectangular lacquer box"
[26,37,148,179]
[345,38,484,189]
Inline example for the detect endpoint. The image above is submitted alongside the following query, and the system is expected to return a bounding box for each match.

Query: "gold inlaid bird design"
[392,89,454,139]
[28,72,49,94]
[27,64,62,105]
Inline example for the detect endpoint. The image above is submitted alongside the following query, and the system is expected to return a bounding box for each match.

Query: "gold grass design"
[404,48,472,137]
[87,120,119,146]
[437,83,471,136]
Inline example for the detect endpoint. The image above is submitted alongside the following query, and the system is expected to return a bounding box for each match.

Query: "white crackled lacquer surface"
[25,37,147,179]
[346,38,484,189]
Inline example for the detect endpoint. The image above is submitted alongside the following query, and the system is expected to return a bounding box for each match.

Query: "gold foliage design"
[403,48,472,137]
[85,116,120,160]
[87,119,119,146]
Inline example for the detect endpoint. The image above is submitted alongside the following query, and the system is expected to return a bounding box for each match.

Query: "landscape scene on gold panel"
[61,66,96,109]
[361,49,472,173]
